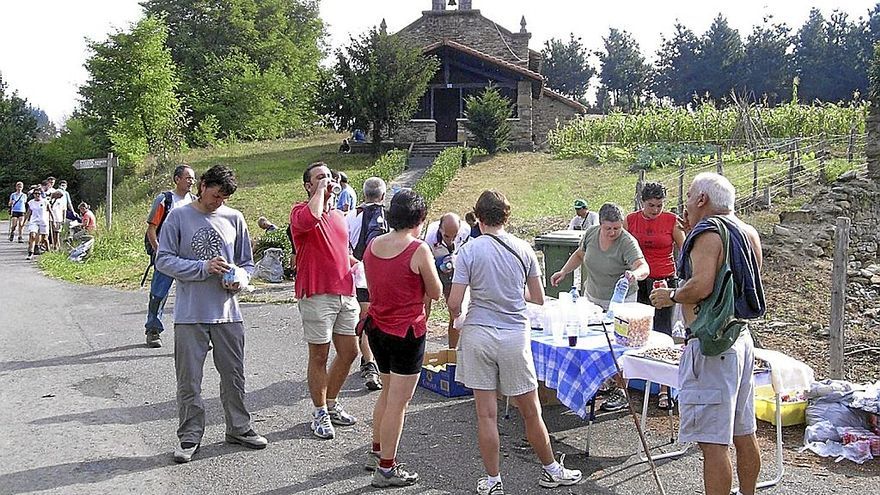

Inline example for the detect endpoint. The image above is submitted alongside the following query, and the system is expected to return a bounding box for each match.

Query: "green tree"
[142,0,324,139]
[823,11,867,101]
[695,14,744,103]
[793,8,829,102]
[0,73,39,191]
[333,27,439,151]
[868,41,880,178]
[541,34,595,100]
[742,18,793,105]
[596,28,651,111]
[464,85,512,154]
[652,23,701,106]
[39,117,103,202]
[79,15,185,169]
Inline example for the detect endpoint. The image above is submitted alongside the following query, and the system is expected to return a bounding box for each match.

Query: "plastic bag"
[68,237,94,263]
[806,397,869,429]
[253,248,283,283]
[804,420,839,443]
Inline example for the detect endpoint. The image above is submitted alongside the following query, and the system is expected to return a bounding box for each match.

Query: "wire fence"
[631,132,868,216]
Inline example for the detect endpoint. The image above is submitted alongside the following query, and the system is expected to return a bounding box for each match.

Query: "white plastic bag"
[254,248,284,283]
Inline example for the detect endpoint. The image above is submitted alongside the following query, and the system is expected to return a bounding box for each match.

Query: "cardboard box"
[419,349,472,398]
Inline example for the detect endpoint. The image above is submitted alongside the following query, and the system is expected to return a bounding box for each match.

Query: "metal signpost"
[73,153,117,229]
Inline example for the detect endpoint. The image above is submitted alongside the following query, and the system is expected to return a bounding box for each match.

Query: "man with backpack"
[346,176,388,391]
[143,165,197,348]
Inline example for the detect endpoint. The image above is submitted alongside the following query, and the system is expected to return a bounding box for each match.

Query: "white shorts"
[298,294,359,344]
[456,323,537,396]
[678,330,757,445]
[28,221,48,235]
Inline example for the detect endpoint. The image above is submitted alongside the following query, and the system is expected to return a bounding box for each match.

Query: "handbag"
[689,217,747,357]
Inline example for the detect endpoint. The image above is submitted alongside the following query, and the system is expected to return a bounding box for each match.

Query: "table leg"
[635,381,690,463]
[585,397,596,457]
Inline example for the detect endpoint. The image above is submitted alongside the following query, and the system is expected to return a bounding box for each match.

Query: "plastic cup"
[568,335,578,347]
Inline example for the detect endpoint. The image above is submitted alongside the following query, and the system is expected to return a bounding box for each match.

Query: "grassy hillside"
[40,133,376,288]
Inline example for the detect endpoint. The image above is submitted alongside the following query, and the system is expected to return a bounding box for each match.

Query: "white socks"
[487,474,502,487]
[543,461,563,476]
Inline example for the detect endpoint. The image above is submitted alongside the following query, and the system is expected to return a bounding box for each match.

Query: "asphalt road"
[0,221,877,494]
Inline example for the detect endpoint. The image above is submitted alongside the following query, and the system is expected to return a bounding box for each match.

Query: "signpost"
[73,153,117,229]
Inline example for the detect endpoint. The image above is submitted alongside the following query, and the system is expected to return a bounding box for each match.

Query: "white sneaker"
[310,409,335,439]
[539,454,583,488]
[476,478,504,494]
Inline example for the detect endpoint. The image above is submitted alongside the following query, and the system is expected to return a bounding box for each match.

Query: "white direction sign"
[73,158,110,170]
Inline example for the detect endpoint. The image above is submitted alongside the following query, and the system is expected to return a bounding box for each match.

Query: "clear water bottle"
[672,321,686,340]
[606,276,629,321]
[569,286,579,301]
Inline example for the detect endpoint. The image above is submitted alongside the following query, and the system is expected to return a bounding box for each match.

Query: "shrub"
[253,227,292,269]
[350,148,407,193]
[414,147,485,206]
[464,86,512,154]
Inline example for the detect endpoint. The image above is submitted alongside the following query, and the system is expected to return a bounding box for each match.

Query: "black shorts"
[366,320,426,376]
[356,287,370,303]
[11,211,23,218]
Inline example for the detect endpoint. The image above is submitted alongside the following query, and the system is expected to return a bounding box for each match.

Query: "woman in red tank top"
[624,182,685,409]
[362,189,442,488]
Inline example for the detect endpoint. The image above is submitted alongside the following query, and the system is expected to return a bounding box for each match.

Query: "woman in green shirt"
[550,203,649,411]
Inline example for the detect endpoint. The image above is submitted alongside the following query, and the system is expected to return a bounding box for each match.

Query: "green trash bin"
[534,230,584,298]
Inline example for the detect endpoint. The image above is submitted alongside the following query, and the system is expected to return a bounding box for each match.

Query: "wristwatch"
[669,289,678,303]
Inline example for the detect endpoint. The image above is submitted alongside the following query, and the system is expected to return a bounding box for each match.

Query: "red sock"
[379,458,395,469]
[372,442,381,453]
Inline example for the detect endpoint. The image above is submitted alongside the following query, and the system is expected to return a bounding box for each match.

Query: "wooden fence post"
[847,125,856,163]
[716,145,724,175]
[829,216,851,379]
[795,137,801,171]
[634,169,646,212]
[788,141,795,196]
[763,185,772,209]
[819,136,828,181]
[677,159,685,216]
[751,152,758,211]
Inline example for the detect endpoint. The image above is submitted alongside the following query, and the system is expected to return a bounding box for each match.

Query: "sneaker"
[173,442,200,463]
[145,330,162,348]
[226,429,268,449]
[17,237,23,243]
[26,254,32,260]
[328,402,357,426]
[371,464,419,488]
[361,361,383,391]
[600,388,628,412]
[364,451,380,471]
[310,409,335,439]
[8,232,12,242]
[476,478,505,495]
[539,454,583,488]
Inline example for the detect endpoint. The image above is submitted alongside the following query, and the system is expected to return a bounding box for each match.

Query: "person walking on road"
[650,172,766,495]
[155,164,268,463]
[448,190,583,495]
[8,181,27,242]
[23,187,50,260]
[290,161,360,440]
[362,189,442,488]
[143,165,197,348]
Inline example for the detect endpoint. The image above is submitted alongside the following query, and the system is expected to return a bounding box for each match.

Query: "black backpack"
[144,191,174,257]
[352,203,388,260]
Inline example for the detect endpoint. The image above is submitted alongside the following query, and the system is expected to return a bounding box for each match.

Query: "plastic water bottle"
[569,286,579,301]
[606,276,629,321]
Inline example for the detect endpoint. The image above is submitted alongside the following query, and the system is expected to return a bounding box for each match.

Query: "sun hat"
[573,199,588,209]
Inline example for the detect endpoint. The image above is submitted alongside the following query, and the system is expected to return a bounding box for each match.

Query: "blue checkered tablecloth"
[530,329,627,419]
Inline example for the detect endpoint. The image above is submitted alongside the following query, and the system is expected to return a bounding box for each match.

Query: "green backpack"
[690,218,748,357]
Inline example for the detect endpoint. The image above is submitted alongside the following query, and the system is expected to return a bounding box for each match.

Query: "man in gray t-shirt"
[155,165,267,463]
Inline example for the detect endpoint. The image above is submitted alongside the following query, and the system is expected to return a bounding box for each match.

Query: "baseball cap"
[573,199,587,209]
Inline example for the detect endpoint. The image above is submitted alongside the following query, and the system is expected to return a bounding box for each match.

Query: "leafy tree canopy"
[541,34,594,100]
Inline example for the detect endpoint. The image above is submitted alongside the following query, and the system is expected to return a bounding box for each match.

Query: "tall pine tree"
[742,18,793,105]
[695,14,744,103]
[652,23,700,106]
[541,34,595,100]
[597,28,651,111]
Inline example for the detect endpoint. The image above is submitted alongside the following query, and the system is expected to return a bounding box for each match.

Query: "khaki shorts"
[678,329,757,445]
[456,324,537,397]
[298,294,359,344]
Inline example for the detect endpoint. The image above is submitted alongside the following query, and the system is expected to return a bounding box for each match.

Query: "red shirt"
[81,210,97,232]
[364,239,427,338]
[290,203,355,299]
[626,211,678,279]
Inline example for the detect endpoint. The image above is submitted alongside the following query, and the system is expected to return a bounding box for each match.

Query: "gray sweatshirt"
[156,203,254,324]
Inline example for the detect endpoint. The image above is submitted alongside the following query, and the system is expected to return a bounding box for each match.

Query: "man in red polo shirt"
[290,161,360,440]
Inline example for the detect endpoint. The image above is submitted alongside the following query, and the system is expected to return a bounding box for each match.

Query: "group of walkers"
[553,175,766,495]
[142,159,764,495]
[7,177,96,260]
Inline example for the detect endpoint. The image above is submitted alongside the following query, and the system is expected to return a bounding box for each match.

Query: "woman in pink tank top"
[362,189,442,488]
